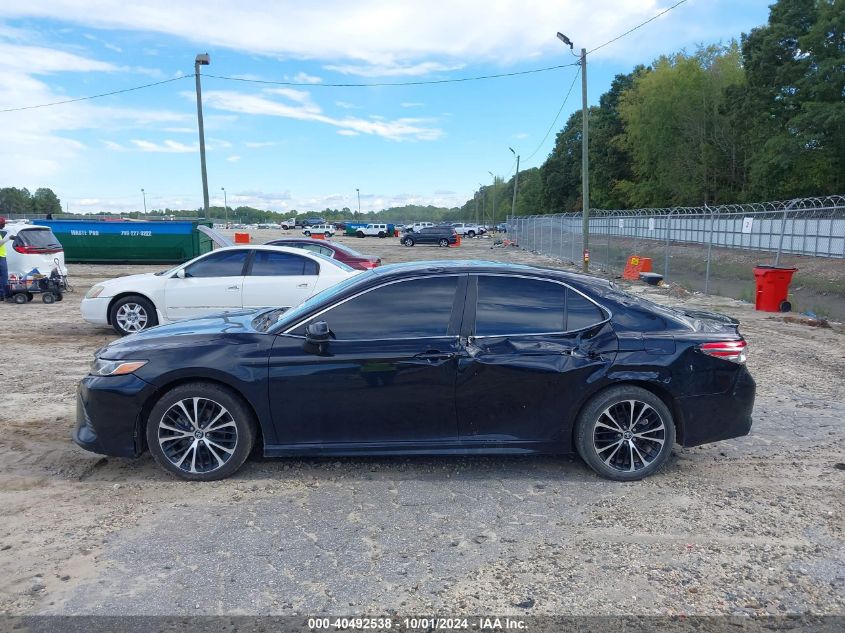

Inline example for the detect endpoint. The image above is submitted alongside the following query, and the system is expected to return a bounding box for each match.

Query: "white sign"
[648,218,656,231]
[742,217,754,234]
[618,219,625,229]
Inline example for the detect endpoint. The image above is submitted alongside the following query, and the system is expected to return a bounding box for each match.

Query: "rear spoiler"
[681,309,740,326]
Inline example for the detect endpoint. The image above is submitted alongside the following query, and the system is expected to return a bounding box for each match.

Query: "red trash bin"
[753,265,797,312]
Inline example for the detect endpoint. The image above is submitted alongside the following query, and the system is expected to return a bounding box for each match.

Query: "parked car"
[451,223,486,237]
[302,224,335,237]
[3,222,67,279]
[303,217,326,227]
[73,261,755,481]
[80,245,359,336]
[496,222,508,233]
[356,223,390,238]
[279,220,295,230]
[266,238,381,270]
[400,226,458,247]
[407,222,434,233]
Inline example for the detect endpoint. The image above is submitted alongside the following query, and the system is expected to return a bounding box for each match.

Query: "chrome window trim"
[471,273,612,338]
[282,273,463,339]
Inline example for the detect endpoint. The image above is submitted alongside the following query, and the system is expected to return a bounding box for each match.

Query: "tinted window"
[299,243,334,257]
[475,276,565,335]
[184,250,248,278]
[566,290,605,330]
[311,276,458,339]
[250,251,318,276]
[16,229,62,248]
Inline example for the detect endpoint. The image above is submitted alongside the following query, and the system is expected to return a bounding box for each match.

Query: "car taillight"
[14,244,62,254]
[699,340,747,364]
[359,260,380,269]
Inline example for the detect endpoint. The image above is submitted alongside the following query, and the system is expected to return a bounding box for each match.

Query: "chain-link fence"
[508,195,845,319]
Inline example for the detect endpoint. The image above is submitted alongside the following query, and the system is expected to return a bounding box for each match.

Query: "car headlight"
[90,358,148,376]
[86,285,105,299]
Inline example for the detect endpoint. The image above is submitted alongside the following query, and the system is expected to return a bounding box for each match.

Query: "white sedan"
[81,245,360,336]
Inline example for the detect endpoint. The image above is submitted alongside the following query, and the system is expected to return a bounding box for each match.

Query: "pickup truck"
[451,222,486,237]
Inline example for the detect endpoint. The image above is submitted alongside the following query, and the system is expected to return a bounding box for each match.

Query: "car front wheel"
[110,295,158,336]
[439,238,450,247]
[356,231,365,238]
[467,231,476,238]
[146,382,256,481]
[403,237,415,246]
[574,385,675,481]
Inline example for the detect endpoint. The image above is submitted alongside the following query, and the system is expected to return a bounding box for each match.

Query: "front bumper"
[80,296,111,326]
[677,367,756,447]
[73,373,157,457]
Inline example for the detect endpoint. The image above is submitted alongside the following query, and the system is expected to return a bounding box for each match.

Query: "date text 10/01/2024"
[307,617,527,630]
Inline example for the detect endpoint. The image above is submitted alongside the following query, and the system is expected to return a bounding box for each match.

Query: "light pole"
[221,187,228,226]
[194,53,211,216]
[478,183,485,226]
[488,171,497,225]
[558,32,590,272]
[141,188,146,214]
[356,188,361,215]
[509,147,520,222]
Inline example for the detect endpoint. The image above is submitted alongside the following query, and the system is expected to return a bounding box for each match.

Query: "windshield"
[16,228,62,249]
[267,271,375,333]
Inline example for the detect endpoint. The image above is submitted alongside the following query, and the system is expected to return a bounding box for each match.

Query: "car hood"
[99,310,262,357]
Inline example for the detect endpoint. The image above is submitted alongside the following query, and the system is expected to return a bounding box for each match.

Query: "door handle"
[413,351,456,361]
[227,285,240,291]
[297,283,309,288]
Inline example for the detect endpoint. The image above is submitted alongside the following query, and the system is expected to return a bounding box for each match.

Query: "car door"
[455,274,618,449]
[241,250,319,311]
[267,275,467,447]
[163,249,248,321]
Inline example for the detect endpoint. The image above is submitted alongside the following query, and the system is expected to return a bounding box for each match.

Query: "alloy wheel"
[157,397,238,474]
[592,399,666,472]
[115,302,149,332]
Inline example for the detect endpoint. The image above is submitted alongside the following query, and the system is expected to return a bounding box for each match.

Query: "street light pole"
[558,33,590,272]
[488,171,497,225]
[509,147,520,221]
[221,187,228,226]
[356,188,361,215]
[141,188,146,214]
[194,53,211,216]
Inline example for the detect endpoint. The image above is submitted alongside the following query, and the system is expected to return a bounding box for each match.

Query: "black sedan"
[74,261,755,482]
[401,226,458,247]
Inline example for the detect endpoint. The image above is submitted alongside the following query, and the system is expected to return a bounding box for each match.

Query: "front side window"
[184,250,248,278]
[304,276,459,340]
[250,251,318,276]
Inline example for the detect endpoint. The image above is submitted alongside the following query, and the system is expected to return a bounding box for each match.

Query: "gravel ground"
[0,231,842,617]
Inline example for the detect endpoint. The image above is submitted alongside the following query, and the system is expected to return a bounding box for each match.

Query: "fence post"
[664,210,675,280]
[704,204,715,295]
[775,200,796,266]
[606,217,611,273]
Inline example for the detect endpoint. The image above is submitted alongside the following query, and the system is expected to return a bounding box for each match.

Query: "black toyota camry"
[74,261,755,482]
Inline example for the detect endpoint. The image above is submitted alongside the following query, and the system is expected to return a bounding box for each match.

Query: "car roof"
[369,259,614,289]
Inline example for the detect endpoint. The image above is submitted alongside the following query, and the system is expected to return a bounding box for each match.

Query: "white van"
[3,223,67,279]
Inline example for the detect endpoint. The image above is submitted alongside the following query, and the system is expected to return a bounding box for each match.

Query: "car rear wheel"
[467,230,476,238]
[356,231,365,238]
[403,237,415,247]
[304,231,311,236]
[110,295,158,336]
[574,385,675,481]
[439,238,449,247]
[146,382,256,481]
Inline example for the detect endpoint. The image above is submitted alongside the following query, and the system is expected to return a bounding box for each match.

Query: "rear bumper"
[73,374,157,457]
[677,368,756,447]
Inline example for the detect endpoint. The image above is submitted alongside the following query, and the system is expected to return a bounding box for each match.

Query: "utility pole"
[141,188,146,214]
[509,147,520,220]
[221,187,228,226]
[558,33,590,272]
[356,188,361,215]
[474,191,479,226]
[194,53,211,216]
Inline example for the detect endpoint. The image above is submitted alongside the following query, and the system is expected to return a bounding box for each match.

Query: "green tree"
[0,187,32,215]
[30,188,62,215]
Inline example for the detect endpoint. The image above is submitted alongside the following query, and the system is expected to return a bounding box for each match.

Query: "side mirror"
[175,268,186,279]
[305,321,332,344]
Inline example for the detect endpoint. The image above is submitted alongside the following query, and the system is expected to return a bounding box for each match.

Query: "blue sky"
[0,1,771,215]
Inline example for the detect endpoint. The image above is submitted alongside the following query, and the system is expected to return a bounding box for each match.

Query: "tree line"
[460,0,843,220]
[0,187,62,216]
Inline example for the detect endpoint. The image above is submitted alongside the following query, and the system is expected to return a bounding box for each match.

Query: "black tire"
[574,385,675,481]
[438,238,449,247]
[304,231,311,236]
[13,293,27,304]
[403,237,415,247]
[467,230,476,238]
[146,382,256,481]
[779,300,791,312]
[110,295,158,336]
[377,231,386,238]
[42,293,55,304]
[356,231,365,238]
[55,293,63,302]
[26,292,34,302]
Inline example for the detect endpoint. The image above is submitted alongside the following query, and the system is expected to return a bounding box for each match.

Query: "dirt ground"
[0,231,843,617]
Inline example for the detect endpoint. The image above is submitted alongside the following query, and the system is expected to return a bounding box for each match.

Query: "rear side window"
[474,276,605,335]
[475,276,566,335]
[250,251,319,276]
[184,250,248,278]
[307,276,459,340]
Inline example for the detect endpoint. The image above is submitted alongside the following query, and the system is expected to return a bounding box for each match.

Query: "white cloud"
[337,130,359,136]
[324,61,464,77]
[131,139,195,153]
[335,101,359,109]
[245,141,275,148]
[514,132,529,139]
[288,72,322,84]
[400,102,424,108]
[227,155,241,162]
[0,42,118,74]
[197,88,443,141]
